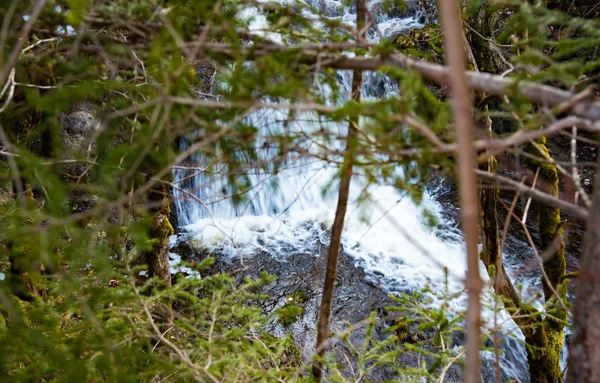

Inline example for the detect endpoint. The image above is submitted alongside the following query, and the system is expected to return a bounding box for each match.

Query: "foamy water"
[177,174,530,380]
[170,1,539,381]
[184,180,467,291]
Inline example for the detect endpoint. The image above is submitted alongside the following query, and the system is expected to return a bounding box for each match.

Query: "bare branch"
[437,2,482,382]
[475,169,588,220]
[199,42,600,121]
[0,0,48,87]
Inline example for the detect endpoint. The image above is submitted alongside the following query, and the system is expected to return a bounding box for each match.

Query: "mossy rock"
[394,24,444,64]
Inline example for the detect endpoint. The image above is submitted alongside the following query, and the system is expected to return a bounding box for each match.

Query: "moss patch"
[277,302,304,327]
[523,138,566,321]
[394,24,444,64]
[291,290,309,304]
[521,138,567,382]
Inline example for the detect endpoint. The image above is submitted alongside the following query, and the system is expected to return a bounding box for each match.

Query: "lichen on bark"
[464,3,566,380]
[521,138,567,383]
[144,183,173,287]
[465,5,512,75]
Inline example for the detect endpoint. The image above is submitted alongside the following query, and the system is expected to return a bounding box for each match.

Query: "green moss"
[395,35,416,49]
[149,184,174,251]
[521,304,539,317]
[524,139,566,324]
[155,194,174,253]
[292,290,309,303]
[536,152,559,194]
[526,324,564,383]
[185,67,197,83]
[559,271,578,280]
[521,138,566,382]
[0,312,5,337]
[155,214,174,250]
[44,60,57,87]
[394,24,444,64]
[277,303,304,327]
[142,184,175,286]
[545,324,565,365]
[523,139,561,240]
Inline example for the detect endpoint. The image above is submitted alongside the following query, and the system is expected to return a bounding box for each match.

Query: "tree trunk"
[461,4,567,381]
[515,139,565,383]
[466,6,510,75]
[478,142,564,383]
[567,150,600,382]
[437,1,483,382]
[144,184,173,287]
[478,156,510,293]
[311,1,365,381]
[525,328,562,383]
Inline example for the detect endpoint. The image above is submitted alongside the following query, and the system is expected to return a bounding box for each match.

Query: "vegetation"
[277,303,304,327]
[0,0,599,382]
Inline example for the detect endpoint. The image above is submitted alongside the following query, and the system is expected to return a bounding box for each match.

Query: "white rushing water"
[171,1,546,381]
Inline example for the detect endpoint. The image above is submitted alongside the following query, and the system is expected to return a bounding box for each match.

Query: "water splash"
[172,1,536,381]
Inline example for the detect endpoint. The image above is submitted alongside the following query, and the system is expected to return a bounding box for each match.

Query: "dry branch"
[197,42,600,121]
[437,2,482,382]
[475,169,588,219]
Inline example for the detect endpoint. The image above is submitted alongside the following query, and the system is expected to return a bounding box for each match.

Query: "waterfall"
[171,1,541,381]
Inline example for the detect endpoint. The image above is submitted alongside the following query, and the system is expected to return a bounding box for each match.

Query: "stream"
[170,1,566,381]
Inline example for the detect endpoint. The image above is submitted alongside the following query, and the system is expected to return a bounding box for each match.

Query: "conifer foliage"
[0,0,599,382]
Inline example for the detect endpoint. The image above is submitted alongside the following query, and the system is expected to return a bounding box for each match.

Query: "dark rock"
[58,101,99,213]
[193,61,216,94]
[172,237,468,381]
[58,101,98,151]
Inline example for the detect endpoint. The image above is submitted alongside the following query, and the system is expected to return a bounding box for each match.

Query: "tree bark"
[461,5,568,380]
[522,139,566,383]
[311,1,365,381]
[144,184,173,287]
[567,148,600,382]
[466,6,511,75]
[437,2,483,382]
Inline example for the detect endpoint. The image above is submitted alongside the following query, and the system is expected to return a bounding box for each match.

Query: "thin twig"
[475,169,588,220]
[0,0,48,87]
[0,122,25,209]
[522,168,540,223]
